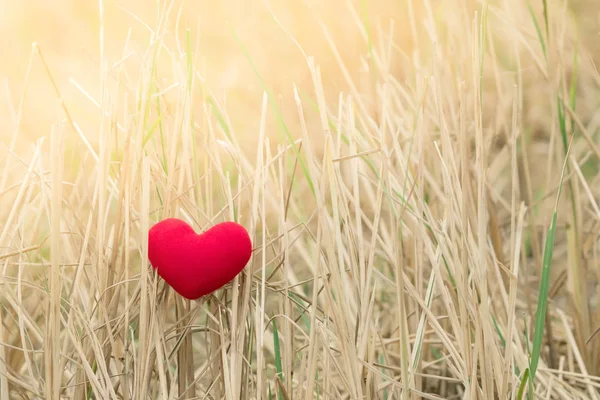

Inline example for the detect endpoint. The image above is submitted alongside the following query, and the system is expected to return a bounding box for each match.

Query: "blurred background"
[0,0,417,155]
[1,0,594,155]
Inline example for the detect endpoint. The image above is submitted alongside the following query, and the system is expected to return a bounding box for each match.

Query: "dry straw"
[0,0,599,399]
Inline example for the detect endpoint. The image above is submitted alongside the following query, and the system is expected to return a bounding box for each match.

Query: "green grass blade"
[557,95,568,153]
[528,132,572,396]
[524,314,531,358]
[287,292,311,331]
[491,313,506,349]
[231,28,315,197]
[529,211,557,379]
[206,96,233,142]
[272,319,284,400]
[541,0,549,40]
[517,367,530,400]
[527,1,547,60]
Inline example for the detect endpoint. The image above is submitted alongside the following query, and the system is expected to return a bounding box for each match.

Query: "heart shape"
[148,218,252,300]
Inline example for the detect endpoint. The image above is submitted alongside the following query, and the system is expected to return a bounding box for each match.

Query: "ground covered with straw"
[1,0,600,399]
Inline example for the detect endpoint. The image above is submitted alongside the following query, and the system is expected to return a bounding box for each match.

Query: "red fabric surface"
[148,218,252,300]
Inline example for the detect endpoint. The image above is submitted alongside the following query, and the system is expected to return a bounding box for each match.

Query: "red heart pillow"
[148,218,252,300]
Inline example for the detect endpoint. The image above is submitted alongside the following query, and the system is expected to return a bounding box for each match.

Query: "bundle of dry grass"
[1,0,600,398]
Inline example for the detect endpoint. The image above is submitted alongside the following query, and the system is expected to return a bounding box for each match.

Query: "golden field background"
[1,0,595,155]
[1,0,415,155]
[2,0,600,398]
[1,0,598,217]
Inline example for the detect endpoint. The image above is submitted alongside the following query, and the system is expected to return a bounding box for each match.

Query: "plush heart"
[148,218,252,300]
